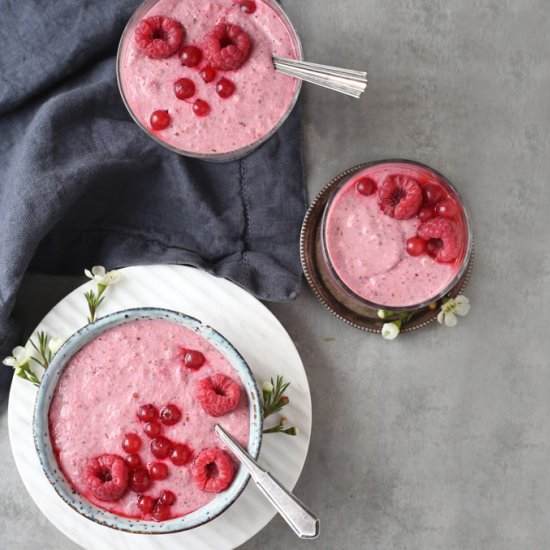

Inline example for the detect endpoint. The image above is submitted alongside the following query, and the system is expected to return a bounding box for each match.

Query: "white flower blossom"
[48,338,64,355]
[262,381,274,393]
[2,341,34,369]
[381,322,401,340]
[84,266,121,287]
[437,295,471,327]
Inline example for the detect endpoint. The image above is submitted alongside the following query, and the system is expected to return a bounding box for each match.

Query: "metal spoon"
[215,424,320,539]
[273,56,367,98]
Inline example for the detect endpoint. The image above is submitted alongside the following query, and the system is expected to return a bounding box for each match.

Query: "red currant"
[122,433,142,454]
[159,489,176,506]
[216,78,236,99]
[239,0,257,14]
[405,236,427,257]
[174,78,196,100]
[193,99,210,117]
[150,110,170,131]
[355,177,376,196]
[179,46,202,67]
[170,443,193,466]
[160,404,182,426]
[136,495,156,513]
[138,403,158,422]
[129,467,151,493]
[422,183,444,206]
[152,501,171,521]
[200,65,216,83]
[435,199,459,219]
[125,454,142,469]
[150,437,173,459]
[144,421,162,439]
[149,461,169,480]
[417,206,435,222]
[184,349,205,369]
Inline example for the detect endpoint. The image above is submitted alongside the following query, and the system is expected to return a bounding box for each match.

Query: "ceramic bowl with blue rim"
[33,307,263,534]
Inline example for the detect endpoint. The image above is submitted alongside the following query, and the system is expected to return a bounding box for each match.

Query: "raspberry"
[160,404,182,426]
[181,348,205,369]
[129,467,152,493]
[138,403,158,422]
[192,448,235,493]
[82,454,129,501]
[418,218,463,263]
[203,24,252,71]
[170,443,193,466]
[216,78,236,99]
[356,177,376,196]
[197,374,241,417]
[377,175,422,219]
[149,461,169,480]
[135,16,185,59]
[137,495,156,513]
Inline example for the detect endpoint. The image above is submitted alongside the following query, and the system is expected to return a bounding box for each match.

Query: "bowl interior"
[33,307,262,534]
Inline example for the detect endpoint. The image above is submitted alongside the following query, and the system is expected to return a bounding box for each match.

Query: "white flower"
[381,322,401,340]
[437,295,471,327]
[3,341,34,369]
[84,266,121,287]
[262,381,274,394]
[48,338,64,355]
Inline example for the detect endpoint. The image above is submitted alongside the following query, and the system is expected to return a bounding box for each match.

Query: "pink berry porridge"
[118,0,299,156]
[323,162,469,308]
[48,318,250,521]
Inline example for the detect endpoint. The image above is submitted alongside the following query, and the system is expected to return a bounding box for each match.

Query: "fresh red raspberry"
[377,175,423,219]
[170,443,193,466]
[134,16,185,59]
[197,374,241,417]
[418,218,463,263]
[82,454,129,501]
[129,466,152,493]
[149,461,169,480]
[203,24,252,71]
[137,495,156,513]
[138,403,158,422]
[192,448,235,493]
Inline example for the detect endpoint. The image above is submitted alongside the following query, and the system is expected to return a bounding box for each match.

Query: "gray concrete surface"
[1,0,550,548]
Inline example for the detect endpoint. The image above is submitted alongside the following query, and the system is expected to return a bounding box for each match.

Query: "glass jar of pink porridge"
[117,0,303,161]
[321,160,473,313]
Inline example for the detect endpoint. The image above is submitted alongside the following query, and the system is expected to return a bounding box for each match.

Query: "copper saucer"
[300,162,474,334]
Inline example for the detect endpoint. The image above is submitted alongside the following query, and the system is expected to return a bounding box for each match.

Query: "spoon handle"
[215,425,320,539]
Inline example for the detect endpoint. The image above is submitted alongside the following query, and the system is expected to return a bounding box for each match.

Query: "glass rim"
[116,0,304,162]
[320,159,474,312]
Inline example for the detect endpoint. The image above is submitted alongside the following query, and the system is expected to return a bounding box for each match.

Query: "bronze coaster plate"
[300,163,474,334]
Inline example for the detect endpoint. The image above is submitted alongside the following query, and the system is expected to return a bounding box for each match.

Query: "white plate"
[8,265,312,549]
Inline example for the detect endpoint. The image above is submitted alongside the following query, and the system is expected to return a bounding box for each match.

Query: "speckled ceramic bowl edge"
[33,307,263,534]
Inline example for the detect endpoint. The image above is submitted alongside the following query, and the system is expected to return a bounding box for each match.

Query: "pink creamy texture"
[119,0,297,154]
[48,319,250,519]
[325,164,464,307]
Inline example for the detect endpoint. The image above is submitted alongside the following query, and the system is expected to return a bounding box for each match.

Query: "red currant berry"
[426,238,443,258]
[125,454,142,469]
[200,65,216,83]
[240,1,257,14]
[356,177,376,196]
[152,501,171,521]
[170,443,193,466]
[193,99,210,117]
[138,403,158,422]
[149,461,170,480]
[422,183,444,206]
[435,199,459,219]
[159,489,176,506]
[174,78,196,100]
[144,421,162,439]
[405,236,427,257]
[184,349,205,369]
[216,78,236,99]
[150,110,171,131]
[417,206,435,222]
[129,467,151,493]
[136,495,156,513]
[160,404,182,426]
[179,46,202,67]
[150,437,173,459]
[122,433,142,454]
